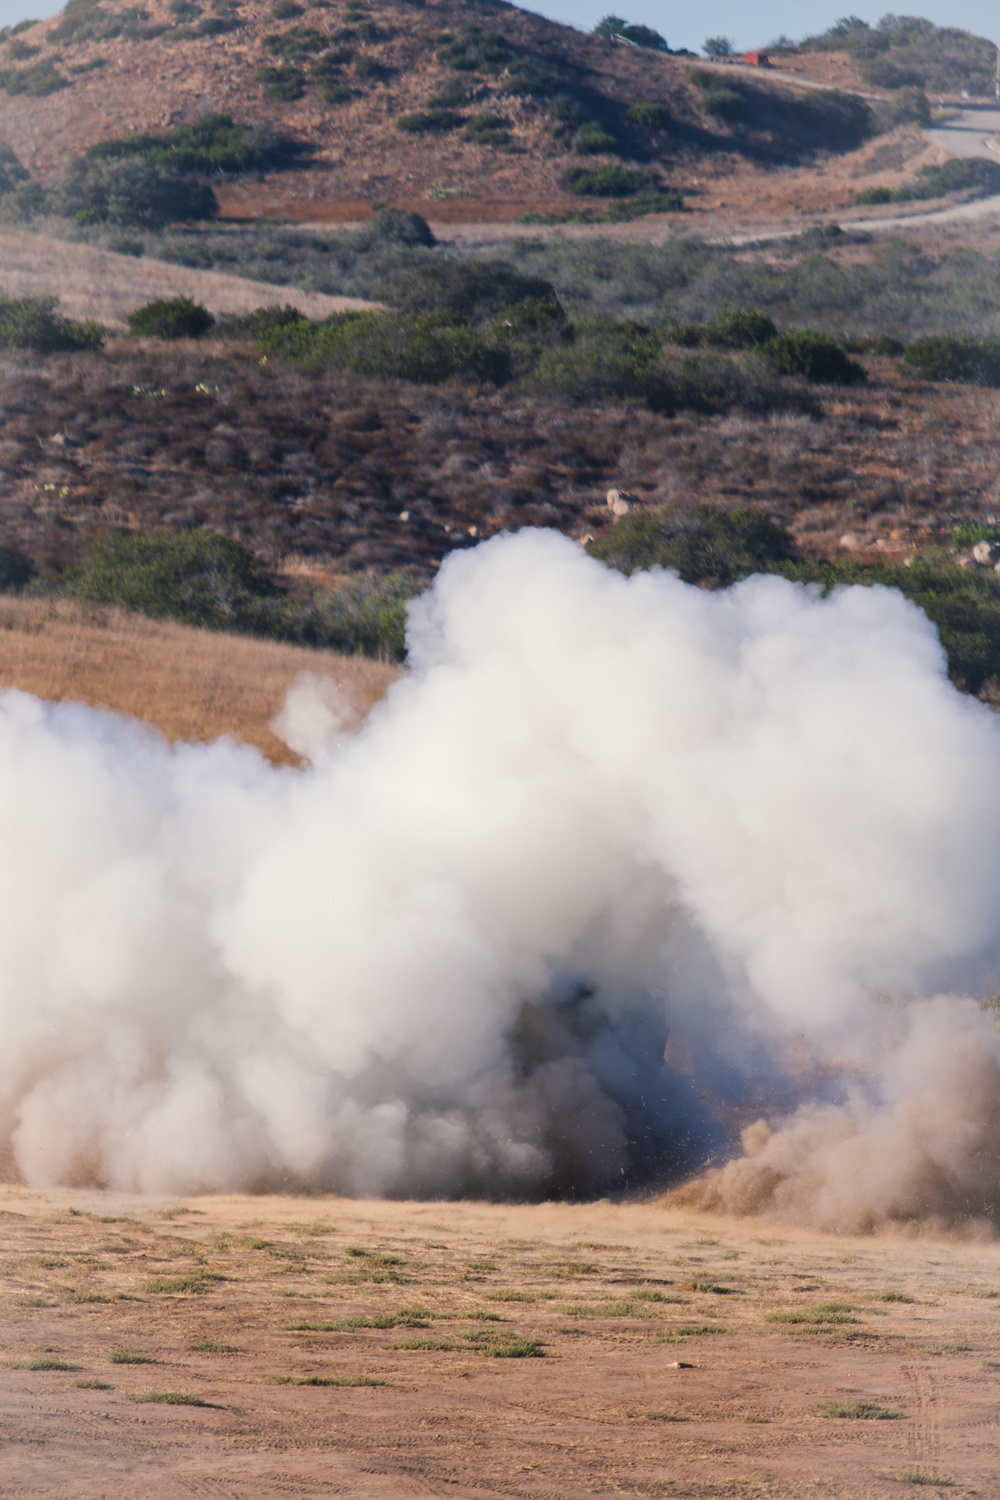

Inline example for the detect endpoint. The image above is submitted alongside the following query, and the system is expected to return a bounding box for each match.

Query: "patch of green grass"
[190,1341,241,1354]
[488,1290,535,1302]
[877,1291,915,1303]
[20,1358,78,1371]
[144,1274,224,1294]
[269,1374,387,1385]
[769,1303,858,1326]
[287,1307,429,1332]
[132,1391,220,1407]
[467,1311,503,1321]
[623,1408,689,1421]
[73,1378,112,1390]
[633,1289,685,1303]
[817,1400,901,1420]
[690,1281,743,1295]
[109,1349,156,1365]
[562,1300,648,1318]
[927,1343,972,1355]
[895,1476,955,1488]
[464,1333,544,1358]
[391,1337,457,1351]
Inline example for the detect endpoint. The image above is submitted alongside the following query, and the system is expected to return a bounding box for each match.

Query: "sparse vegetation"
[816,1400,901,1419]
[127,295,215,339]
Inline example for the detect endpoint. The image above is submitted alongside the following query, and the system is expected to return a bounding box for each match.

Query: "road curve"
[925,106,1000,159]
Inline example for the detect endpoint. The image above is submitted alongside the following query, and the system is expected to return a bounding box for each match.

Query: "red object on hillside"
[745,51,770,67]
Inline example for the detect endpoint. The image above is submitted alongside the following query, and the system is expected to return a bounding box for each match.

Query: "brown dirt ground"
[0,598,398,764]
[0,1186,996,1498]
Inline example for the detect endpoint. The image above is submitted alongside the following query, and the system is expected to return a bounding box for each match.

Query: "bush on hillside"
[891,86,931,126]
[382,260,560,321]
[0,296,103,352]
[592,505,795,583]
[259,309,512,385]
[288,571,419,658]
[765,329,866,385]
[73,530,277,632]
[0,60,70,95]
[54,157,217,227]
[0,546,35,591]
[903,336,1000,386]
[627,102,671,131]
[675,309,777,349]
[257,64,306,100]
[0,142,28,196]
[127,297,216,339]
[562,164,653,197]
[396,109,462,133]
[356,206,436,248]
[85,114,301,176]
[909,157,1000,201]
[437,25,511,73]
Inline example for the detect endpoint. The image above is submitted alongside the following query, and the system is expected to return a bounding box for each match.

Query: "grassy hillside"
[0,0,894,217]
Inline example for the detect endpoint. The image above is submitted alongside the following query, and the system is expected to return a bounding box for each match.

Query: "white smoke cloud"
[3,528,1000,1220]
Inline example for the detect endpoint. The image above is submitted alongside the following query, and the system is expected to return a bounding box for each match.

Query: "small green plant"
[190,1341,241,1353]
[392,1337,456,1350]
[877,1291,914,1303]
[765,328,866,384]
[257,63,305,99]
[574,123,617,155]
[896,1476,955,1488]
[22,1357,78,1370]
[109,1349,157,1364]
[143,1274,220,1294]
[270,1373,387,1385]
[904,336,1000,387]
[127,296,215,340]
[465,1332,544,1357]
[816,1400,901,1419]
[396,109,461,133]
[627,101,671,130]
[562,164,653,197]
[74,1378,113,1389]
[133,1391,219,1407]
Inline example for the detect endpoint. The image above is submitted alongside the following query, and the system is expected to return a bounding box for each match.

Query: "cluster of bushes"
[84,114,300,176]
[594,505,1000,694]
[70,529,416,660]
[0,295,102,352]
[246,265,863,410]
[903,336,1000,387]
[0,59,70,95]
[256,20,389,101]
[49,0,166,46]
[801,15,996,97]
[855,157,1000,208]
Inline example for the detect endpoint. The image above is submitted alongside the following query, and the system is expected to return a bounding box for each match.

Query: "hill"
[0,0,915,221]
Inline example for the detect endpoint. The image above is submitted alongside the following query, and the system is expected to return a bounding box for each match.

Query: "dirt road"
[0,1186,996,1499]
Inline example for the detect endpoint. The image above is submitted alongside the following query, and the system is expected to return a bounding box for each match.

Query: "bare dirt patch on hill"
[0,1186,995,1498]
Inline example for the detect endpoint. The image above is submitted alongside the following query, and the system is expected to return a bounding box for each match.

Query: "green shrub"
[356,205,436,248]
[73,531,276,632]
[892,86,931,125]
[286,571,418,659]
[909,157,1000,201]
[788,90,872,151]
[574,124,618,155]
[592,505,794,582]
[0,546,35,591]
[903,336,1000,386]
[396,109,461,133]
[214,303,306,339]
[627,101,671,130]
[464,112,511,147]
[85,113,300,176]
[382,260,560,321]
[0,295,103,352]
[562,164,653,197]
[0,60,70,95]
[257,64,305,99]
[437,25,511,73]
[55,157,217,227]
[127,296,215,339]
[765,328,865,384]
[429,77,471,107]
[260,309,511,385]
[853,185,894,205]
[675,309,777,349]
[0,141,28,196]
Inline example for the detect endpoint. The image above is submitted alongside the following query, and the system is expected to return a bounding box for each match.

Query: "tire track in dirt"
[902,1362,940,1470]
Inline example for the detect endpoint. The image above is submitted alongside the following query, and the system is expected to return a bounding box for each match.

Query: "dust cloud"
[3,528,1000,1227]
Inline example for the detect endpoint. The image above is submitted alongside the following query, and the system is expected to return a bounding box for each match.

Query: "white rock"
[607,488,637,517]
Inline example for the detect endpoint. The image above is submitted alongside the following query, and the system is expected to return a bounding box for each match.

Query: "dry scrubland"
[0,228,376,329]
[1,339,998,581]
[0,1188,997,1498]
[0,598,397,762]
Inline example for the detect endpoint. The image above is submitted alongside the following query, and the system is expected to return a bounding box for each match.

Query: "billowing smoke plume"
[4,528,1000,1224]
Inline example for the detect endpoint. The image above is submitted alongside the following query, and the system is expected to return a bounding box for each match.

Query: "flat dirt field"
[0,1188,997,1498]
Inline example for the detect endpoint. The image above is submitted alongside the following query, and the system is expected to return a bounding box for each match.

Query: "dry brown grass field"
[0,598,398,762]
[0,229,377,329]
[0,1186,997,1498]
